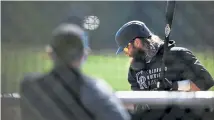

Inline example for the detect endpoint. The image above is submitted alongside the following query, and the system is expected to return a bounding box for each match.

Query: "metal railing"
[2,91,214,120]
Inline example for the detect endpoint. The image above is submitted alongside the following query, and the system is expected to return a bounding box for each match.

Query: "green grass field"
[2,46,214,92]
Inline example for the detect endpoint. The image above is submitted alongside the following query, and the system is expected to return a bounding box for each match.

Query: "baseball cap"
[115,21,152,54]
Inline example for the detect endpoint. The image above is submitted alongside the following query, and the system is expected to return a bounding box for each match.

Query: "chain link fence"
[1,1,214,120]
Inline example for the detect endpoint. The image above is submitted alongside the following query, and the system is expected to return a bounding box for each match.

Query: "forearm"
[181,72,214,91]
[172,80,200,91]
[189,81,200,91]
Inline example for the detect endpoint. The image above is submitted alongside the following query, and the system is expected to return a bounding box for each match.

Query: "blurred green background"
[2,1,214,93]
[2,45,214,93]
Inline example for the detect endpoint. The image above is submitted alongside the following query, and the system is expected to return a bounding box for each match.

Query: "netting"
[1,1,214,120]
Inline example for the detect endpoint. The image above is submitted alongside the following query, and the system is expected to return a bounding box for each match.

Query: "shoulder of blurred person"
[20,70,131,120]
[20,72,49,120]
[80,75,131,120]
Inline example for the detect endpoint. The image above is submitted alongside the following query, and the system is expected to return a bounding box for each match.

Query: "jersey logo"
[135,67,168,90]
[136,71,148,89]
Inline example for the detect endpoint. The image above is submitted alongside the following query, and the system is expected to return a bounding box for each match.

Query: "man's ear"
[134,38,143,48]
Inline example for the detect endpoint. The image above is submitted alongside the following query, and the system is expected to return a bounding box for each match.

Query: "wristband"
[177,80,191,91]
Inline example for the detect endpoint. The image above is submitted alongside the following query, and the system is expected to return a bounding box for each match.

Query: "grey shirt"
[20,72,131,120]
[81,77,131,120]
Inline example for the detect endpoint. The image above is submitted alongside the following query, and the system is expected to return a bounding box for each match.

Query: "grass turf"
[2,46,214,92]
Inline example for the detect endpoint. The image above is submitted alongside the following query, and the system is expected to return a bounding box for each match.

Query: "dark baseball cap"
[115,21,152,54]
[50,23,89,62]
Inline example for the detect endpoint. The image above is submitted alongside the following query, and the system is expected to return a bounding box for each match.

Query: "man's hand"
[123,103,135,110]
[157,79,202,91]
[157,78,178,91]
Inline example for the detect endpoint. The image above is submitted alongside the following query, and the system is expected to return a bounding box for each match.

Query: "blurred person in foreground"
[114,21,214,116]
[20,23,130,120]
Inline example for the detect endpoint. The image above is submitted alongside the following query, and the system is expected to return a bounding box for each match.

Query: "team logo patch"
[136,71,148,89]
[135,67,167,90]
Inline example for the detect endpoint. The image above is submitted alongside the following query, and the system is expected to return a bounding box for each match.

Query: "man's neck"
[53,61,81,70]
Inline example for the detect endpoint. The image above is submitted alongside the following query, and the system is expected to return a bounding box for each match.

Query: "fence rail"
[2,91,214,106]
[2,91,214,120]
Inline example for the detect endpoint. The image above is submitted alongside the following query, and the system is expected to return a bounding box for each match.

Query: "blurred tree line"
[2,1,214,50]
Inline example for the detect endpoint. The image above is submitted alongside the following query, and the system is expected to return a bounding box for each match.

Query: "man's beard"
[129,40,162,71]
[131,43,160,63]
[132,47,147,61]
[129,47,147,71]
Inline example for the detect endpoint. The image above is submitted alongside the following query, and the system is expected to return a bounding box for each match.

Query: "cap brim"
[116,47,124,55]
